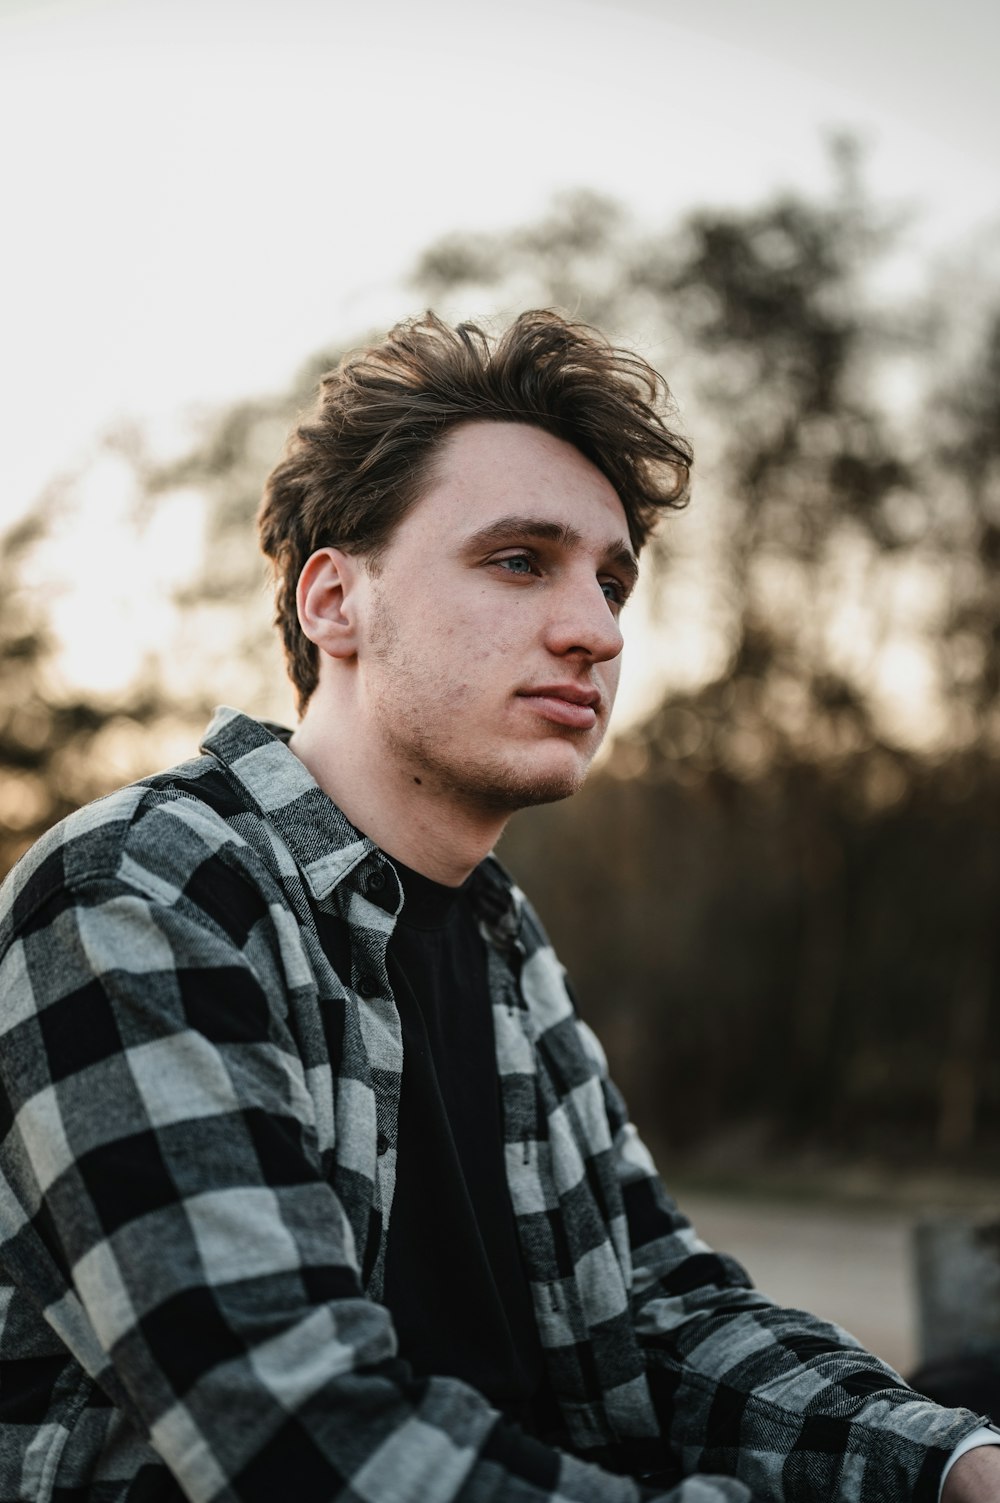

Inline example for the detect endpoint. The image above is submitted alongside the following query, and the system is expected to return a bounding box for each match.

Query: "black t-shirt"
[381,856,561,1438]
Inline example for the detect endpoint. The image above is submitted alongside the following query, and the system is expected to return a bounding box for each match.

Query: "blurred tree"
[132,379,335,721]
[0,494,166,874]
[410,142,1000,1165]
[415,141,952,765]
[3,145,998,1172]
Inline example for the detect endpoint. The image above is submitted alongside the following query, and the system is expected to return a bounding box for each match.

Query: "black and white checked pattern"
[0,708,982,1502]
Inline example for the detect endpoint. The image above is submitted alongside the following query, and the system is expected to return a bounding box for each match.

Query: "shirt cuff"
[939,1425,1000,1500]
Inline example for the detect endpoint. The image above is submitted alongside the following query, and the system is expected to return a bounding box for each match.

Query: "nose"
[543,573,624,663]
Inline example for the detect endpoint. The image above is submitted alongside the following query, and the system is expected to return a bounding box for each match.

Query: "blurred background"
[2,0,999,1376]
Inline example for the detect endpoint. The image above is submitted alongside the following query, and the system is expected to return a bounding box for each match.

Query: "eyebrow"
[462,514,640,590]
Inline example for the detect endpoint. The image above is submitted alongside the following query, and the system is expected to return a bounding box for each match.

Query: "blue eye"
[498,555,535,575]
[601,579,626,606]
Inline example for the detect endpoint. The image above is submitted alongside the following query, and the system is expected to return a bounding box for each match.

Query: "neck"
[288,694,508,888]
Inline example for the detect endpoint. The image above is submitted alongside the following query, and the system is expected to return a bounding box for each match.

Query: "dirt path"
[677,1191,919,1376]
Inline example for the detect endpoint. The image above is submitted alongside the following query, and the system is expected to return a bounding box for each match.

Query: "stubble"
[366,595,596,814]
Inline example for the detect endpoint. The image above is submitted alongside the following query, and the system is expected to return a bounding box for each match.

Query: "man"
[0,311,996,1502]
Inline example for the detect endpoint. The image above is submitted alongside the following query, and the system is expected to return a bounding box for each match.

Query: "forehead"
[405,420,629,542]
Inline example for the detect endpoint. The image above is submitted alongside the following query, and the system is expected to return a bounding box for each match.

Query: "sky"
[1,0,998,722]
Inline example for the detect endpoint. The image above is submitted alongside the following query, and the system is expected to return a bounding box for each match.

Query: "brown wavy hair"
[258,309,693,711]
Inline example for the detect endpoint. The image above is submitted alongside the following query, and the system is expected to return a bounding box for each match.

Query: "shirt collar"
[200,706,376,902]
[199,705,522,937]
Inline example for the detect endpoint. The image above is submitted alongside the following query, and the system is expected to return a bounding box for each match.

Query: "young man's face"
[355,420,637,813]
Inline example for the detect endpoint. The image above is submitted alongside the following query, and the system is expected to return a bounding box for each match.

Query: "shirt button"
[357,972,379,998]
[376,1132,390,1156]
[364,867,386,895]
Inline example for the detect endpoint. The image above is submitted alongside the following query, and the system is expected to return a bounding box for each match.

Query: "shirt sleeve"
[0,870,752,1503]
[575,1016,989,1503]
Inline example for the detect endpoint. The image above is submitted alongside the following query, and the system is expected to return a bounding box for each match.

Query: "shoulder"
[0,751,267,951]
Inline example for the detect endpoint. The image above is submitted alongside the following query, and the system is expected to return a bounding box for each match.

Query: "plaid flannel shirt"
[0,707,982,1503]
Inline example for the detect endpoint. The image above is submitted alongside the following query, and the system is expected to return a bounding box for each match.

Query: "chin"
[472,744,594,812]
[504,772,583,809]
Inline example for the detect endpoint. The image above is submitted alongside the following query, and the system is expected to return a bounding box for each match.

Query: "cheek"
[601,657,623,706]
[416,595,530,690]
[453,609,522,662]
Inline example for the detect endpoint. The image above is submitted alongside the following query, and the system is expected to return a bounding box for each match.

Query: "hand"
[941,1445,1000,1502]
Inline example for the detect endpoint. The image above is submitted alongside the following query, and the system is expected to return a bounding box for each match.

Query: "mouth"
[517,683,601,731]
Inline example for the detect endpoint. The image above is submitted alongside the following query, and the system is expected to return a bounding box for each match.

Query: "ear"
[296,548,363,661]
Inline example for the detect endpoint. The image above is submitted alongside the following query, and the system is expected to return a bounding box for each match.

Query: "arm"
[575,1017,987,1503]
[942,1444,1000,1502]
[0,873,750,1503]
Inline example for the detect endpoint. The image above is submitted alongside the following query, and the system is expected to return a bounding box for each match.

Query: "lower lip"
[520,694,598,730]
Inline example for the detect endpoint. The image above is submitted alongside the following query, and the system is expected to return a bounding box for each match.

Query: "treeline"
[502,726,1000,1169]
[2,142,998,1168]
